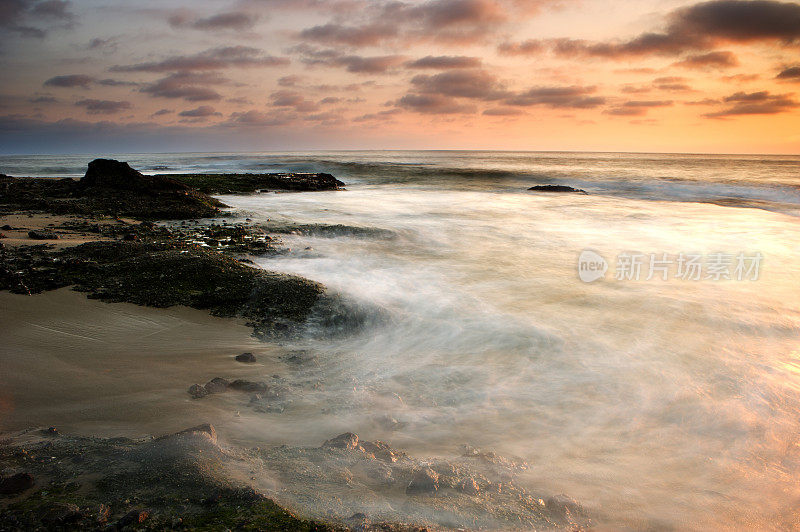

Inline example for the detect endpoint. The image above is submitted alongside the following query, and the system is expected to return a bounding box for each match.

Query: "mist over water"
[4,151,800,529]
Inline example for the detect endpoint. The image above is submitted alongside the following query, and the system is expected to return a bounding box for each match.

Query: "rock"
[545,494,582,519]
[188,384,209,399]
[45,426,59,435]
[117,509,149,528]
[406,468,439,495]
[204,377,230,394]
[229,379,267,393]
[0,472,35,495]
[0,224,12,230]
[81,159,186,194]
[0,233,5,239]
[528,184,587,194]
[156,424,217,444]
[322,432,359,450]
[27,230,59,240]
[458,478,480,496]
[235,352,257,363]
[361,441,398,463]
[40,502,83,525]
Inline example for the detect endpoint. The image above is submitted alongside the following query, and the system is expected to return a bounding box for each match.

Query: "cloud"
[482,107,524,116]
[410,69,507,99]
[705,90,800,117]
[605,100,674,116]
[88,37,117,51]
[352,109,401,122]
[397,93,477,114]
[673,51,738,69]
[178,105,221,118]
[140,72,229,102]
[29,95,57,103]
[497,39,545,55]
[292,45,405,73]
[0,0,73,38]
[75,99,133,114]
[776,66,800,80]
[507,1,800,60]
[169,11,258,31]
[653,76,693,91]
[295,0,556,48]
[299,23,396,47]
[504,86,605,108]
[111,46,288,73]
[270,90,319,112]
[406,55,482,69]
[226,109,296,127]
[97,78,140,87]
[43,74,93,88]
[151,109,173,116]
[278,75,302,86]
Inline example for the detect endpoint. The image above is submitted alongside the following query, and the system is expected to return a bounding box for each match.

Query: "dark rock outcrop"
[1,159,223,219]
[27,230,59,240]
[0,472,35,495]
[166,172,345,194]
[528,184,587,194]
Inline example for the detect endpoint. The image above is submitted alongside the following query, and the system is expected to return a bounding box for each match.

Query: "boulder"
[406,468,439,495]
[187,384,209,399]
[528,184,587,194]
[0,472,35,495]
[235,352,257,363]
[204,377,230,394]
[323,432,359,450]
[80,159,188,193]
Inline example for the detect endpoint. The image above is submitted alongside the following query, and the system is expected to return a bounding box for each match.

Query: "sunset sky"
[1,0,799,154]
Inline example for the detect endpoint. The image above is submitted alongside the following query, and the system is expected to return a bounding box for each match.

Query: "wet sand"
[0,288,284,439]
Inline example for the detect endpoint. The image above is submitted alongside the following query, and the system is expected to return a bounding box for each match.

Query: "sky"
[1,0,799,154]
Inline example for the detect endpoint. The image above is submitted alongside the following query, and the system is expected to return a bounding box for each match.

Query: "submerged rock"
[235,352,257,363]
[405,468,439,495]
[204,377,230,394]
[187,384,208,399]
[229,379,268,393]
[528,184,587,194]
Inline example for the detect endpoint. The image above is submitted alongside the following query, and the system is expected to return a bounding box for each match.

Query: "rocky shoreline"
[0,160,589,531]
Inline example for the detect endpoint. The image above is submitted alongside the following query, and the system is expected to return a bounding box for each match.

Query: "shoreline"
[0,160,588,530]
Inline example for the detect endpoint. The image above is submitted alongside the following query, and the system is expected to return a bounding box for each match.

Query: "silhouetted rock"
[528,185,587,194]
[166,172,345,194]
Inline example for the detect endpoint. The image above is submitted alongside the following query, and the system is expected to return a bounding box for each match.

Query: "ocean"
[3,151,800,529]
